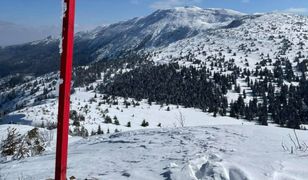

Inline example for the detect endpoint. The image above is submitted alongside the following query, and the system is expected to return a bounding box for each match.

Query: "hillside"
[0,7,244,77]
[1,6,308,179]
[1,6,308,129]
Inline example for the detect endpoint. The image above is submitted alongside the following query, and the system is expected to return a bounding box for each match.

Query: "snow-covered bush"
[70,126,89,138]
[141,119,149,127]
[0,127,49,161]
[0,127,21,157]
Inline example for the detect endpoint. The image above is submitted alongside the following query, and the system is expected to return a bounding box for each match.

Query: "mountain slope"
[1,7,308,128]
[82,7,244,59]
[1,7,307,79]
[1,7,308,129]
[0,7,244,78]
[152,12,308,68]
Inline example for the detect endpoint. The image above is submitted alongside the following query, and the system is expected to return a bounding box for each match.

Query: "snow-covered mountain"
[1,7,308,179]
[152,12,308,67]
[1,6,307,78]
[0,7,245,77]
[76,6,245,60]
[1,6,308,125]
[1,6,308,121]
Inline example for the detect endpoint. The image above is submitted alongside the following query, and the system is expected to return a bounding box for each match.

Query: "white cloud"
[284,8,308,14]
[150,0,203,10]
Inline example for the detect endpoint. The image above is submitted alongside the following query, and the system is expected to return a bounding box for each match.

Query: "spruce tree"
[1,128,21,156]
[114,116,120,125]
[126,121,131,127]
[97,125,103,135]
[104,115,112,124]
[141,119,149,127]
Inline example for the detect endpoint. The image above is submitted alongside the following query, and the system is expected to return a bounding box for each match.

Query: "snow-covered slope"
[77,6,244,60]
[152,12,308,69]
[1,7,307,78]
[1,125,307,180]
[3,88,252,135]
[2,8,307,115]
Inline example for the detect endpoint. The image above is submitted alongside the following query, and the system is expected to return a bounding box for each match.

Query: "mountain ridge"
[0,6,307,78]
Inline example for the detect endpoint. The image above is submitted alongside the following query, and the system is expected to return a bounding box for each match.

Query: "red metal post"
[55,0,75,179]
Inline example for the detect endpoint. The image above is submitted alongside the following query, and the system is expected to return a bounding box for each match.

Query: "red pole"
[55,0,75,179]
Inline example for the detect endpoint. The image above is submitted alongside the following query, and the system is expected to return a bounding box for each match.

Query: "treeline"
[98,58,308,129]
[99,63,235,116]
[231,57,308,129]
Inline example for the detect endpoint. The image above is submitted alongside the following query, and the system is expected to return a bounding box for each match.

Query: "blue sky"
[0,0,307,28]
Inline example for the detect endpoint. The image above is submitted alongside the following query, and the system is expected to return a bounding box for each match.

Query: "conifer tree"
[1,128,21,156]
[141,119,149,127]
